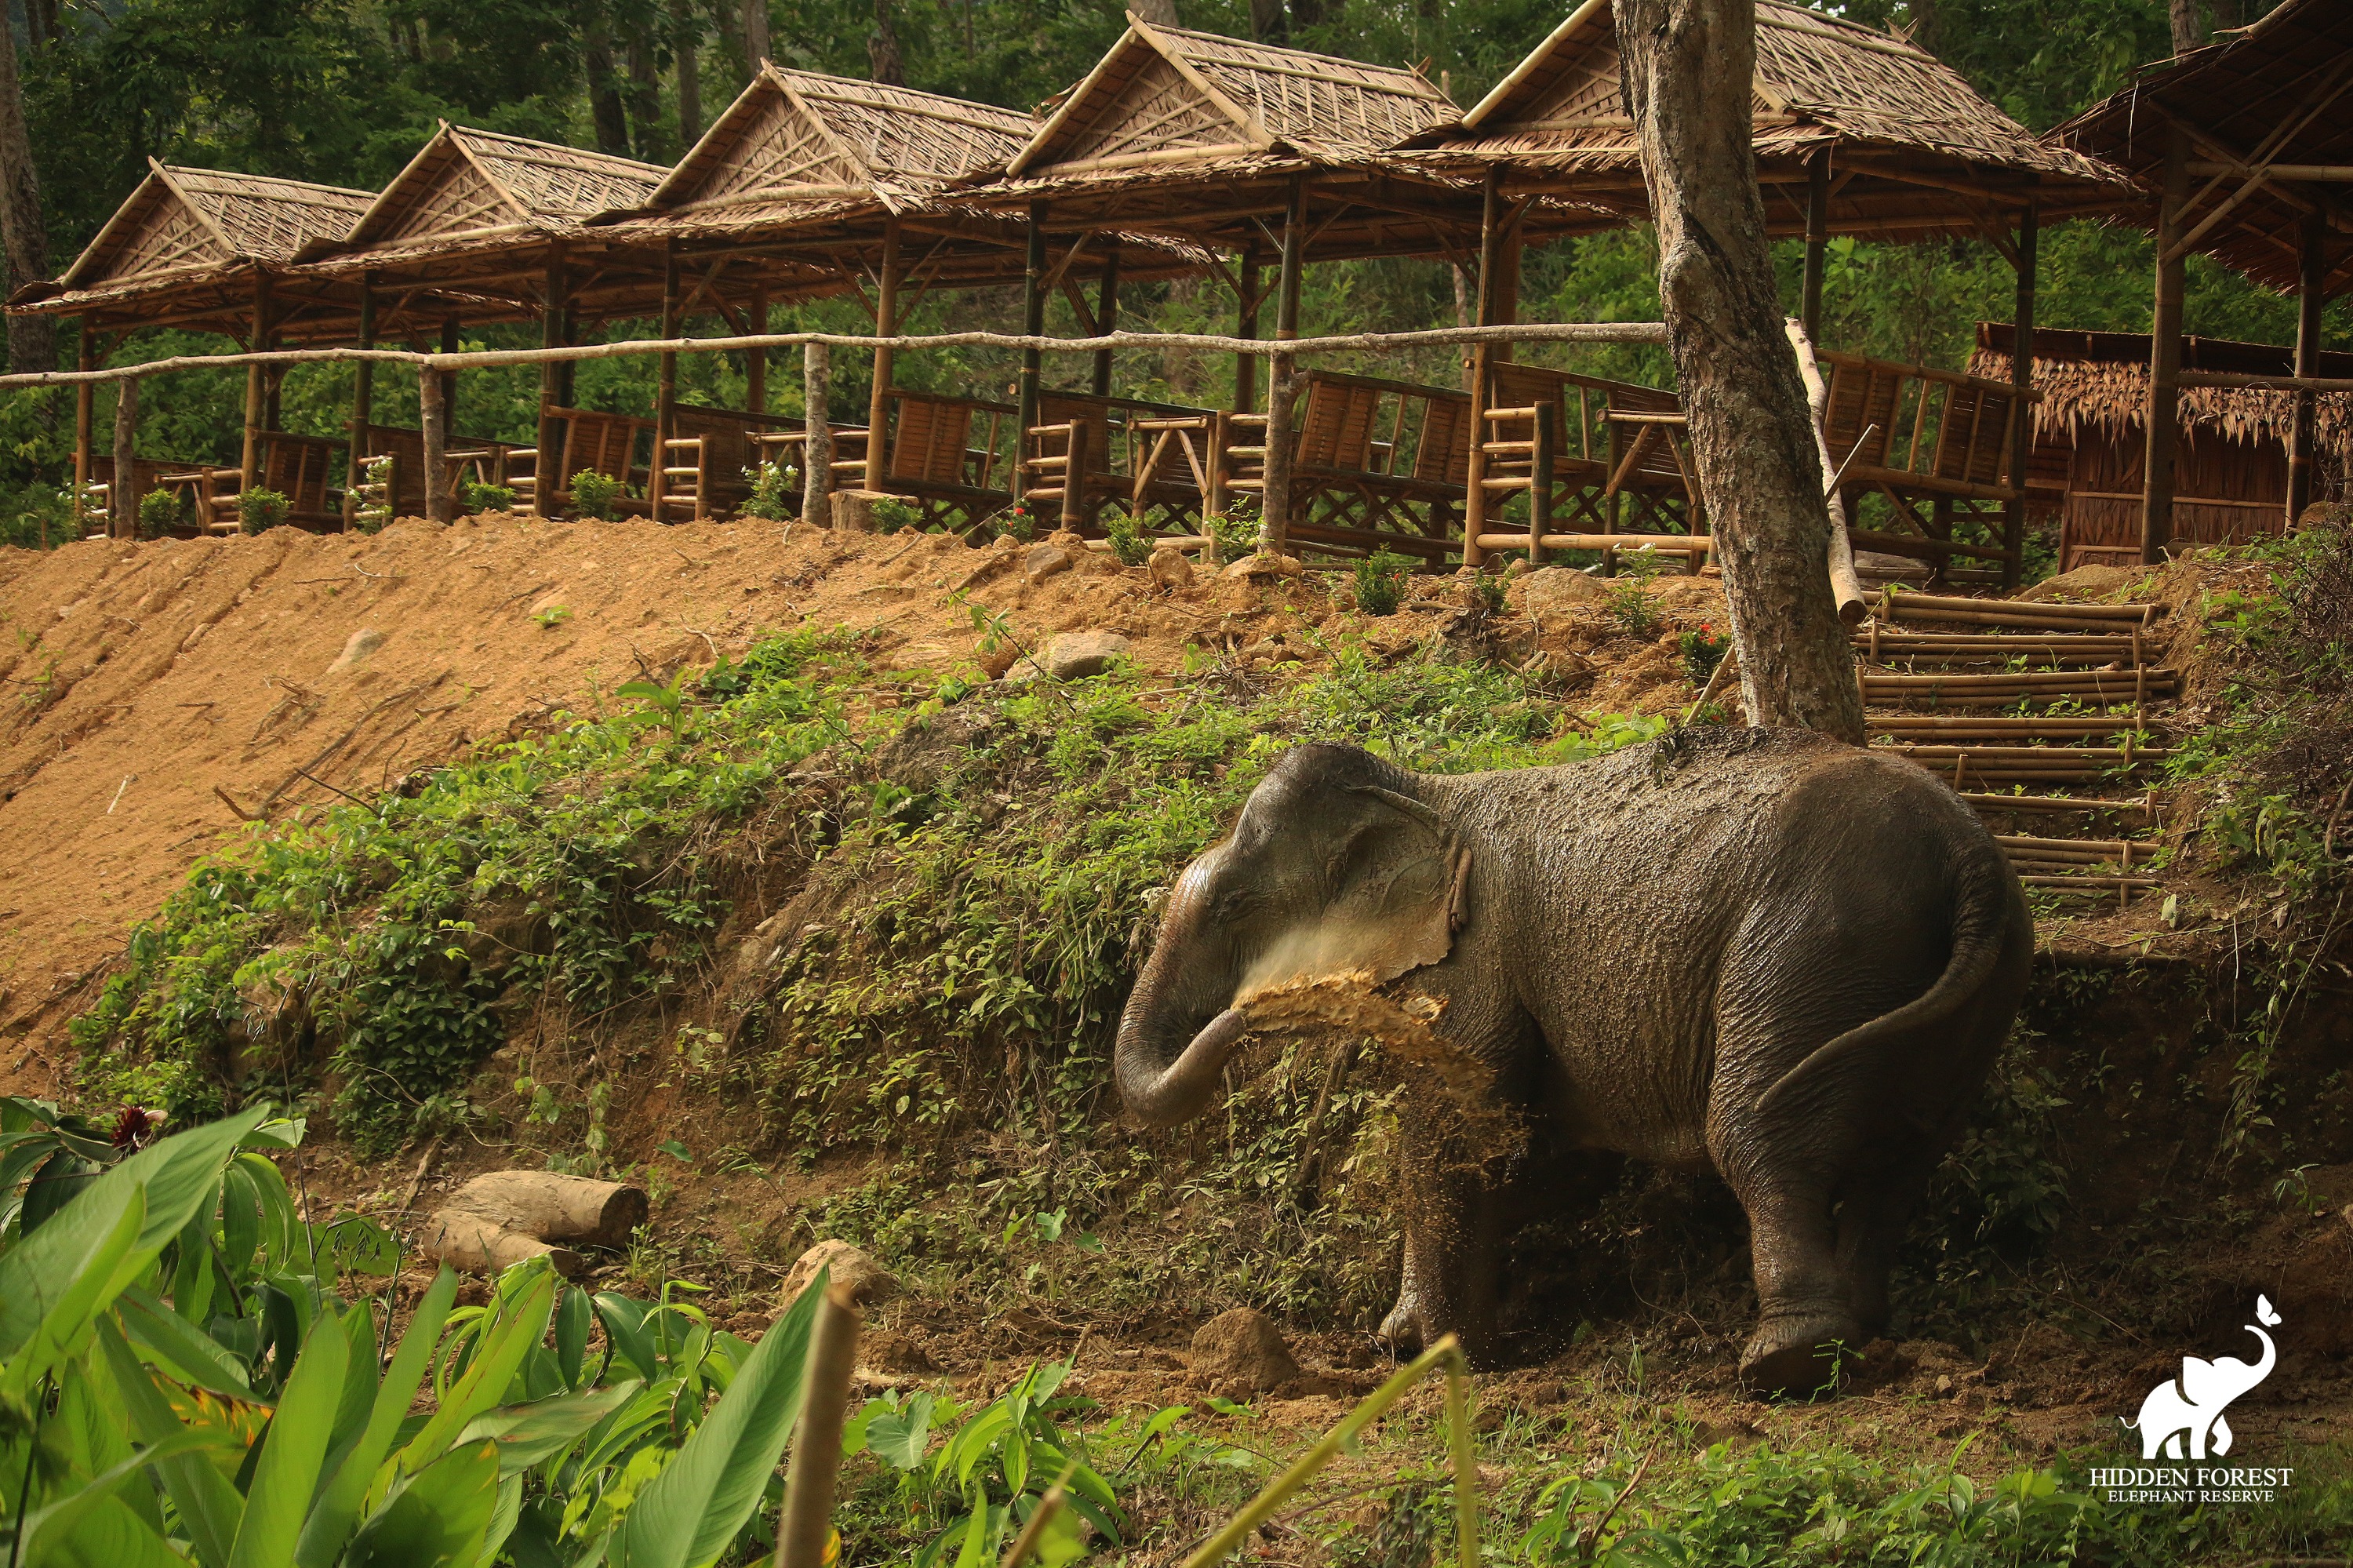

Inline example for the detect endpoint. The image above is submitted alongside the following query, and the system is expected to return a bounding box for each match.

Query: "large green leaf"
[458,1382,646,1475]
[118,1289,255,1399]
[31,1494,199,1568]
[17,1427,230,1565]
[342,1442,502,1568]
[96,1319,247,1568]
[0,1179,146,1400]
[609,1278,824,1568]
[0,1106,271,1360]
[392,1264,556,1479]
[225,1297,350,1568]
[293,1268,459,1568]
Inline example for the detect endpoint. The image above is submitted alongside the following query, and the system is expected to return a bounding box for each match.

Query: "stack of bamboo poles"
[1855,588,2172,900]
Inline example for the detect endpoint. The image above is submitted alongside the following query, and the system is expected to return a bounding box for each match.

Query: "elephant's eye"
[1212,888,1254,923]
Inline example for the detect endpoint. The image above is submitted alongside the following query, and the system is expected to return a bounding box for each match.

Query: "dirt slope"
[0,516,1322,1076]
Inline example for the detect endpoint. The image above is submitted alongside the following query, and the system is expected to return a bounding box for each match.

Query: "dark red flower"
[111,1105,165,1150]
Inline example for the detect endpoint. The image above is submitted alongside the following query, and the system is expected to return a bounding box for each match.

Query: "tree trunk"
[1249,0,1287,44]
[584,24,631,157]
[2169,0,2206,55]
[0,0,54,384]
[672,0,703,148]
[742,0,769,71]
[626,29,666,161]
[867,0,905,85]
[1613,0,1864,744]
[1130,0,1179,25]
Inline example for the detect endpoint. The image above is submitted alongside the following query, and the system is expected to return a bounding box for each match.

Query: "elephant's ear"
[1323,783,1470,983]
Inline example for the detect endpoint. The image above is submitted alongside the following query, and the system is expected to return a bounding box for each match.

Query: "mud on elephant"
[1114,727,2033,1394]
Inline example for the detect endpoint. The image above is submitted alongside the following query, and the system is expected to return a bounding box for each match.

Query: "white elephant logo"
[2125,1296,2282,1460]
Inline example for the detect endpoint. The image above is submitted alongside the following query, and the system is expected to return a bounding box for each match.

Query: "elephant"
[2126,1296,2282,1459]
[1114,726,2034,1393]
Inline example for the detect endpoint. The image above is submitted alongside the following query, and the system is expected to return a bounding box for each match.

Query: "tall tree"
[584,18,631,155]
[1613,0,1864,744]
[868,0,904,84]
[2169,0,2206,54]
[0,0,54,379]
[741,0,769,71]
[672,0,701,148]
[1249,0,1287,44]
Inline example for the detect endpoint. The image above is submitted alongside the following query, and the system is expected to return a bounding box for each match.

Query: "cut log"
[421,1208,586,1278]
[443,1172,649,1246]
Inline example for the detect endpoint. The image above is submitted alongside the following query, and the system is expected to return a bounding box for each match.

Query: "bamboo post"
[438,317,458,442]
[747,283,769,415]
[801,340,831,528]
[111,375,137,538]
[535,248,567,517]
[1091,245,1120,398]
[73,318,94,524]
[867,217,901,488]
[1062,417,1089,532]
[1257,175,1305,556]
[2002,198,2037,593]
[1016,203,1048,485]
[773,1284,862,1568]
[420,361,449,524]
[1801,147,1830,343]
[1463,169,1505,570]
[2140,127,2189,567]
[345,277,376,530]
[1235,240,1260,416]
[1526,399,1554,566]
[2286,209,2325,526]
[240,276,271,494]
[652,249,680,521]
[1207,409,1230,519]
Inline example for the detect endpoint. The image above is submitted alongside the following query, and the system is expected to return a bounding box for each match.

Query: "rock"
[1190,1308,1300,1395]
[1221,551,1305,581]
[1041,630,1131,680]
[2020,562,2144,602]
[1852,549,1931,584]
[978,642,1022,680]
[783,1239,900,1309]
[1148,546,1194,592]
[1516,566,1606,616]
[831,489,919,533]
[326,628,383,675]
[1024,543,1075,584]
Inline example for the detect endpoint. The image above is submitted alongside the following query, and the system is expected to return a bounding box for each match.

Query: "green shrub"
[237,487,290,535]
[992,502,1035,542]
[744,459,795,520]
[138,486,184,540]
[570,469,625,520]
[871,496,922,532]
[0,482,75,549]
[1205,509,1257,560]
[1602,550,1664,639]
[1353,548,1417,616]
[1678,620,1730,686]
[460,478,516,514]
[1104,509,1151,566]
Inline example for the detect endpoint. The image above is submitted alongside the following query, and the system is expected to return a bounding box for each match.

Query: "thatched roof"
[2052,0,2353,299]
[18,162,369,308]
[307,124,664,267]
[639,66,1031,228]
[1971,321,2353,456]
[1413,0,2130,242]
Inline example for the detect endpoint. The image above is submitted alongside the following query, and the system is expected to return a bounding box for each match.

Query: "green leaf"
[590,1293,657,1382]
[458,1382,646,1475]
[343,1441,502,1568]
[396,1264,556,1475]
[0,1105,271,1361]
[118,1289,254,1399]
[226,1297,351,1568]
[0,1178,146,1400]
[864,1392,936,1471]
[293,1268,459,1568]
[554,1287,591,1390]
[608,1277,824,1568]
[31,1493,200,1568]
[17,1427,232,1564]
[96,1319,248,1568]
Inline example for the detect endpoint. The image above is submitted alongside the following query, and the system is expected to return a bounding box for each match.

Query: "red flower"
[110,1105,165,1150]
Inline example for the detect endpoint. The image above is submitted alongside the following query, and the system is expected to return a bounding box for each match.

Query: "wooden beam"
[747,283,769,416]
[1234,240,1260,417]
[2287,210,2326,526]
[1800,147,1829,341]
[239,275,271,494]
[1258,174,1306,556]
[73,318,95,526]
[345,276,376,530]
[2189,162,2353,181]
[653,246,679,521]
[1091,245,1120,398]
[1463,167,1505,571]
[2003,199,2037,595]
[1016,203,1048,471]
[420,360,449,524]
[2141,129,2190,567]
[534,247,566,517]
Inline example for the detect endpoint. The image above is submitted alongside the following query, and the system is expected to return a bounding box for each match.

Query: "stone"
[1041,630,1131,680]
[2020,562,2144,602]
[783,1239,900,1309]
[1516,566,1606,617]
[831,489,919,533]
[1024,543,1075,584]
[1851,549,1931,584]
[1221,551,1305,581]
[1147,546,1194,592]
[326,627,384,675]
[1189,1308,1300,1395]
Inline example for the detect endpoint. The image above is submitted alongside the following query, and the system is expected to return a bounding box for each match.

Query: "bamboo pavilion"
[2053,0,2353,558]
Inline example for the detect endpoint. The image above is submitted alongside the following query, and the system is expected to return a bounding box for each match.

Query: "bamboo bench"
[1024,391,1217,535]
[355,424,528,521]
[158,431,347,535]
[509,407,657,518]
[656,405,802,522]
[1474,366,1708,570]
[849,389,1014,531]
[1276,370,1472,565]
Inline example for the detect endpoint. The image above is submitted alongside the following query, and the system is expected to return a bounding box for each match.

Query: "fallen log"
[421,1208,586,1278]
[419,1171,649,1279]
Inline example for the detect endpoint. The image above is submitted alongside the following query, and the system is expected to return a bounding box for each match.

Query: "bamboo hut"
[1410,0,2133,586]
[593,65,1204,526]
[2051,0,2353,558]
[1971,322,2353,572]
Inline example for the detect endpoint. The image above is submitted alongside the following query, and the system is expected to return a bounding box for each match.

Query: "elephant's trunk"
[1116,862,1248,1126]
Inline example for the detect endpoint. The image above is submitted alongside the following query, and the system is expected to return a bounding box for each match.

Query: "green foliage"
[532,604,573,630]
[1601,552,1664,641]
[871,497,922,533]
[140,488,186,540]
[1204,511,1257,561]
[569,471,625,522]
[742,461,795,522]
[1103,511,1151,567]
[992,504,1035,544]
[1351,550,1417,617]
[0,483,75,550]
[237,489,290,536]
[459,481,515,515]
[1675,621,1729,687]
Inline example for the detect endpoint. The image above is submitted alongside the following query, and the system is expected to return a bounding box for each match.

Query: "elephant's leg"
[1833,1124,1952,1339]
[1379,1104,1504,1362]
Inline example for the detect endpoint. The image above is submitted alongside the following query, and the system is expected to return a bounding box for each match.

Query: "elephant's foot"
[1740,1307,1861,1398]
[1378,1290,1438,1358]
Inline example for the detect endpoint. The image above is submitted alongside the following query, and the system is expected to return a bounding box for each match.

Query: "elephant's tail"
[1754,851,2024,1118]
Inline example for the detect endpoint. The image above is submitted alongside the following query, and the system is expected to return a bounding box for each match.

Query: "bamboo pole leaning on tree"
[1615,0,1865,745]
[1784,317,1867,627]
[802,340,832,529]
[774,1279,862,1568]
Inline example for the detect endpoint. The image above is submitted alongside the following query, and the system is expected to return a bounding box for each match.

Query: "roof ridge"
[1150,20,1438,85]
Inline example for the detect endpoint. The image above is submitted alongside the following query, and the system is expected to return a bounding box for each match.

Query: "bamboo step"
[2018,873,2161,893]
[1871,715,2162,740]
[1877,591,2159,629]
[1964,791,2160,822]
[1484,406,1541,420]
